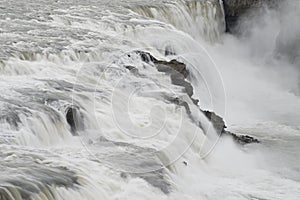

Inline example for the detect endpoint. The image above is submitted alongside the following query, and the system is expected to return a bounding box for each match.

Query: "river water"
[0,0,299,199]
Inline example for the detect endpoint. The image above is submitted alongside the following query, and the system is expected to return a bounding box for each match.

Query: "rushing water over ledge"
[0,0,300,199]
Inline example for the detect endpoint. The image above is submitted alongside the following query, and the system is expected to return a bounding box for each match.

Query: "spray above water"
[0,0,300,199]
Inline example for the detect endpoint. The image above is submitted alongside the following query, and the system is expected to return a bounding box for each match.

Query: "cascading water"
[132,0,225,42]
[0,0,300,199]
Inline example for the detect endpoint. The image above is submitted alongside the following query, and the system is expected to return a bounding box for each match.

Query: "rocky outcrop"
[135,51,199,105]
[203,110,259,144]
[134,51,259,144]
[223,130,259,144]
[203,110,226,135]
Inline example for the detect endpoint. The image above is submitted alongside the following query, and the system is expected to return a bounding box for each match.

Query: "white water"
[0,0,300,199]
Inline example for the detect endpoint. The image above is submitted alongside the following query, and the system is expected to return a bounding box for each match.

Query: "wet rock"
[134,51,260,144]
[203,110,226,135]
[202,110,260,144]
[125,65,139,74]
[183,161,188,166]
[164,45,176,56]
[149,57,205,130]
[155,59,198,103]
[136,50,157,63]
[135,51,196,103]
[65,106,83,135]
[155,59,188,78]
[120,172,128,179]
[135,51,187,77]
[223,130,260,144]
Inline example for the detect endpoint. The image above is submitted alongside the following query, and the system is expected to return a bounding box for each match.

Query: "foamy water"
[0,0,299,199]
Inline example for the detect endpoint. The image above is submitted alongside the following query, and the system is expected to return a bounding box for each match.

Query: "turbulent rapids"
[0,0,300,200]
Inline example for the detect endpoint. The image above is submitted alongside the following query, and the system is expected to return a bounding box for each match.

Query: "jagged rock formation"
[134,51,259,144]
[224,131,259,144]
[203,110,226,134]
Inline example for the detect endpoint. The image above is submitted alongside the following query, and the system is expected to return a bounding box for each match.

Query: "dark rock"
[155,59,188,78]
[136,51,195,102]
[164,45,176,56]
[125,65,139,74]
[154,59,194,100]
[223,130,260,144]
[134,51,259,144]
[65,106,83,135]
[135,51,157,63]
[223,0,278,33]
[203,110,226,135]
[66,106,77,134]
[120,172,128,179]
[203,110,260,144]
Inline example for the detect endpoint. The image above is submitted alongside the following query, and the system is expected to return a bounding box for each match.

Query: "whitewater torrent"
[0,0,299,199]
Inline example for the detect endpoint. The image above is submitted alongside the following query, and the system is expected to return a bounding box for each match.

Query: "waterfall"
[0,1,226,199]
[132,0,226,42]
[1,0,300,199]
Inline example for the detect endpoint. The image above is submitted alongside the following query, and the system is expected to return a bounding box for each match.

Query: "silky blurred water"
[0,0,299,199]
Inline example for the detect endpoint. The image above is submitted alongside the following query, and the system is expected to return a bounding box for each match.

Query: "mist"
[206,0,300,127]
